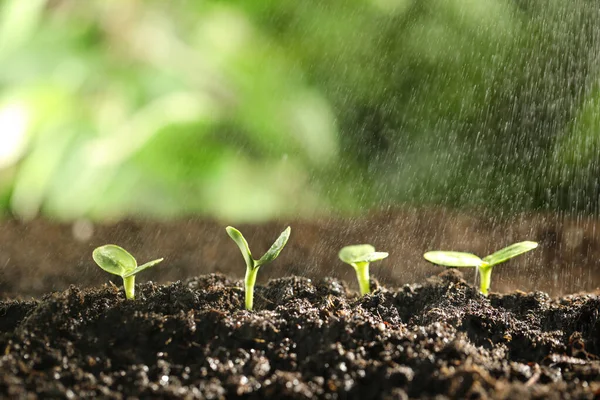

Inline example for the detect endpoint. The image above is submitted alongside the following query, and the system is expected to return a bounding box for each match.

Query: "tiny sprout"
[226,226,291,311]
[92,244,164,300]
[423,241,538,296]
[339,244,389,295]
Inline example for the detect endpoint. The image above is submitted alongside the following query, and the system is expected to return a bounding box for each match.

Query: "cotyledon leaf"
[482,241,538,266]
[92,244,137,277]
[423,251,483,267]
[226,226,255,269]
[256,226,291,267]
[339,244,377,264]
[364,251,389,263]
[123,258,164,278]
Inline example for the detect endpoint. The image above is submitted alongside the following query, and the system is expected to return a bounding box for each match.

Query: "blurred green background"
[1,0,599,222]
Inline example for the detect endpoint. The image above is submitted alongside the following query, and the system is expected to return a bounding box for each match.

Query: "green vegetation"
[339,244,389,295]
[92,244,163,300]
[226,226,291,310]
[0,1,598,221]
[423,241,539,295]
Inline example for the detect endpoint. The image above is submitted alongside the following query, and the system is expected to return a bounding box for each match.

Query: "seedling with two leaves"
[226,226,291,310]
[423,241,538,296]
[92,245,164,300]
[339,244,388,295]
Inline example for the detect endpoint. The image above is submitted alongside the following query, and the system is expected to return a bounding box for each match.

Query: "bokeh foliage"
[1,0,599,221]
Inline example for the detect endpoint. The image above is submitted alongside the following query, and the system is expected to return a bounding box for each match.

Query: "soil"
[1,208,600,299]
[0,270,598,399]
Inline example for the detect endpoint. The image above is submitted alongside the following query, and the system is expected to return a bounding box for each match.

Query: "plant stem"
[478,264,493,296]
[245,266,259,310]
[123,275,135,300]
[354,262,370,295]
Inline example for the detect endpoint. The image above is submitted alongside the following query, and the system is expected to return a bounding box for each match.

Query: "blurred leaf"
[0,0,45,58]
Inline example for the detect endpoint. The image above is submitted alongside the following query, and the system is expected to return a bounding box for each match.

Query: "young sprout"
[423,241,538,296]
[92,244,164,300]
[339,244,389,295]
[226,226,291,311]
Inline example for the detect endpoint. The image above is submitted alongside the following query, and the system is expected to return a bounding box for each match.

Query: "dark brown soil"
[1,270,598,399]
[1,208,600,299]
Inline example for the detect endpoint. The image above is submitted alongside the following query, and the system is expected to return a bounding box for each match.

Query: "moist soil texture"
[1,270,599,399]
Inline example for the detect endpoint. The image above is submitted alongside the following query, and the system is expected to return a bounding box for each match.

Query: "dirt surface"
[0,270,598,399]
[1,208,600,298]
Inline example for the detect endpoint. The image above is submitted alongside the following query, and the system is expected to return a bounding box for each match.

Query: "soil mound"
[1,271,598,399]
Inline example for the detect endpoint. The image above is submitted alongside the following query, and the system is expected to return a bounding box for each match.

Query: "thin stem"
[123,275,135,300]
[478,264,493,296]
[245,265,259,310]
[354,262,370,295]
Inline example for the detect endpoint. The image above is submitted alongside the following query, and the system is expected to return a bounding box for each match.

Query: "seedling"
[92,244,164,300]
[226,226,291,311]
[423,241,538,296]
[339,244,389,295]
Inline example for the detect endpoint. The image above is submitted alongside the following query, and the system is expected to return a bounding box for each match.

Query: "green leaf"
[339,244,388,264]
[339,244,375,264]
[365,251,389,262]
[93,244,137,277]
[482,241,538,266]
[226,226,254,269]
[423,251,483,267]
[256,226,291,267]
[123,258,164,278]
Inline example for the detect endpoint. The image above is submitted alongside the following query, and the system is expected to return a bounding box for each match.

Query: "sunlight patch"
[0,102,29,169]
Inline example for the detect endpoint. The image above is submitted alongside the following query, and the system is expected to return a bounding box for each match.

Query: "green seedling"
[92,244,164,300]
[339,244,389,295]
[226,226,291,311]
[423,241,538,296]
